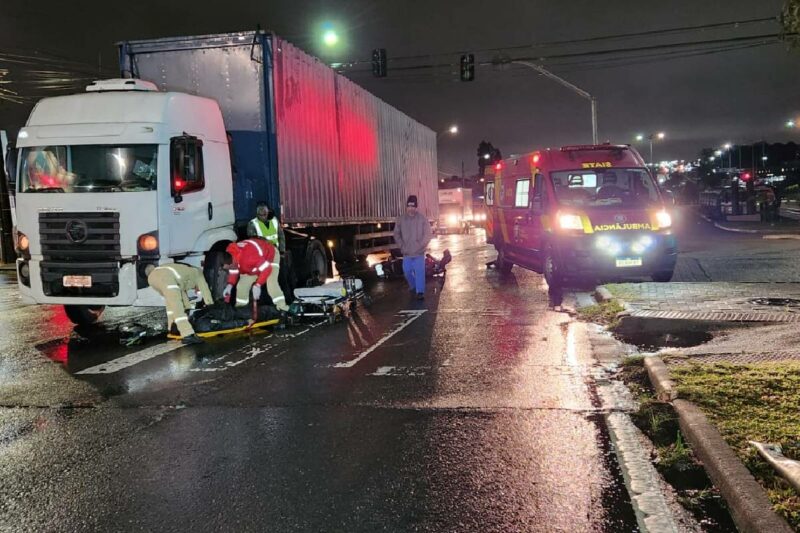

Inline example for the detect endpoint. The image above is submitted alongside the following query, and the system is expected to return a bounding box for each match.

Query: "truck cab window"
[170,136,205,196]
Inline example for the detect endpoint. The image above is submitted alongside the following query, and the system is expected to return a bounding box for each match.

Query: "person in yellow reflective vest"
[146,263,213,345]
[247,202,284,255]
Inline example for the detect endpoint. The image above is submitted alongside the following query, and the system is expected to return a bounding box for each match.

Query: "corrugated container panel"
[274,38,437,224]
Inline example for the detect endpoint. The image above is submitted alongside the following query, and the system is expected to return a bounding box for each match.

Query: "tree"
[476,141,503,176]
[782,0,800,48]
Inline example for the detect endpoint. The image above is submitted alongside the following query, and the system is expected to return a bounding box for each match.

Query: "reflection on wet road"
[0,231,639,531]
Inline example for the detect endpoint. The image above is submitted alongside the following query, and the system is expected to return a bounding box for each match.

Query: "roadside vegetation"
[618,357,737,531]
[576,299,625,327]
[672,361,800,529]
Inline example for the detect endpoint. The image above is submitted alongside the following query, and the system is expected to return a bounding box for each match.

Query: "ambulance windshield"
[551,168,660,208]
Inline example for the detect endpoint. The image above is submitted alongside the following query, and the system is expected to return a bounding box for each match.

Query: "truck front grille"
[39,212,121,297]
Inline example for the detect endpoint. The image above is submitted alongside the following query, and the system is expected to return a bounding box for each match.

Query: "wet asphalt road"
[1,209,790,532]
[0,230,643,532]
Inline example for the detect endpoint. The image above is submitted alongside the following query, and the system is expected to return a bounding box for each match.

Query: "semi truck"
[11,31,437,324]
[436,187,473,234]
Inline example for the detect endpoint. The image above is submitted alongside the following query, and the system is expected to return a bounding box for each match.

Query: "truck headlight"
[558,212,584,231]
[655,210,672,229]
[447,214,458,226]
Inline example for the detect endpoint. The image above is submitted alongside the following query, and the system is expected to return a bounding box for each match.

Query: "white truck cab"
[14,79,237,324]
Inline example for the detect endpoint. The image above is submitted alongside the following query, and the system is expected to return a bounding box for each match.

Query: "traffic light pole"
[512,61,598,144]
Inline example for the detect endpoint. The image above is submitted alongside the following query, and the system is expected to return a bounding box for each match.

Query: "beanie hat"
[406,195,418,207]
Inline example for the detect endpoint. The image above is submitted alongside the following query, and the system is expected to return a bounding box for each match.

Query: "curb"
[699,213,761,234]
[642,356,677,401]
[674,400,793,533]
[595,286,614,303]
[641,356,793,532]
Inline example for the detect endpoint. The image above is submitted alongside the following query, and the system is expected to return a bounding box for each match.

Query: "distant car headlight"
[558,212,584,231]
[655,210,672,229]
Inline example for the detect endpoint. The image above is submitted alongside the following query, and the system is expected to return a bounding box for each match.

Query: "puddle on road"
[613,330,713,352]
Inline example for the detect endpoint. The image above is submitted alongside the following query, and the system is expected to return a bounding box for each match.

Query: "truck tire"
[543,246,563,288]
[495,247,513,274]
[280,250,298,303]
[203,249,228,302]
[64,305,105,325]
[303,240,329,286]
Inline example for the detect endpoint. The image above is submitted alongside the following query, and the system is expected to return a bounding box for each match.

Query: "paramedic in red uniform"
[223,239,289,312]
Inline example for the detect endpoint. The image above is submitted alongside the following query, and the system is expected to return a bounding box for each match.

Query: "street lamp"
[634,132,666,166]
[448,125,459,135]
[513,60,598,143]
[787,120,796,128]
[322,30,339,47]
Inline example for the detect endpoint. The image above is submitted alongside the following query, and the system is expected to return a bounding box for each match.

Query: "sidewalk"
[700,213,800,237]
[602,282,800,366]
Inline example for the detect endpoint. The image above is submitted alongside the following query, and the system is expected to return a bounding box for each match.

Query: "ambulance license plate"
[615,258,642,268]
[63,275,92,288]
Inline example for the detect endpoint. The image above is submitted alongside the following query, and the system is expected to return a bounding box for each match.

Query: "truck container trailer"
[12,31,437,324]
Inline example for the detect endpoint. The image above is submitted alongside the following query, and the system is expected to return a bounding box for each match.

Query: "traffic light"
[372,48,387,78]
[460,54,475,82]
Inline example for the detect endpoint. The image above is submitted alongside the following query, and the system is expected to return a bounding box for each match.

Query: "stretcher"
[167,318,281,340]
[289,277,371,325]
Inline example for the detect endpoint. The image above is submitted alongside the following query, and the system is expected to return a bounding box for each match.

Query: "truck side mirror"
[170,135,205,203]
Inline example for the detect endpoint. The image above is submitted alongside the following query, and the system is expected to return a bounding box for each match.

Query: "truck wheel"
[651,270,674,283]
[203,249,228,301]
[64,305,105,325]
[304,240,329,286]
[543,247,563,288]
[495,248,513,274]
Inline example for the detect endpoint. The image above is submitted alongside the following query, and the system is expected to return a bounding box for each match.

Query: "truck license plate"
[63,275,92,288]
[615,258,642,268]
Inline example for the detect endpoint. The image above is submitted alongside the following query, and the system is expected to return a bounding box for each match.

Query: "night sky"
[0,0,795,175]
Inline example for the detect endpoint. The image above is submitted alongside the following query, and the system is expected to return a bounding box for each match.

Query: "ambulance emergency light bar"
[560,144,630,152]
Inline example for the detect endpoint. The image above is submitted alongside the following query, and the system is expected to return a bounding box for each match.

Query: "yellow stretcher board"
[167,318,281,340]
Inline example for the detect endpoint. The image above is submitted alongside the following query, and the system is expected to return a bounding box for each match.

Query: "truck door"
[169,135,211,255]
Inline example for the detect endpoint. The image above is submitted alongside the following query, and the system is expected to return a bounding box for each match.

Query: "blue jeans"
[402,255,426,294]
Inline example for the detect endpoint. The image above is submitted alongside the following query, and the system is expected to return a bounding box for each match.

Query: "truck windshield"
[551,168,660,208]
[19,144,158,193]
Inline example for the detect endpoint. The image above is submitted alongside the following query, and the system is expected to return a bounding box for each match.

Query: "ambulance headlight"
[631,235,654,255]
[596,235,621,256]
[558,212,584,231]
[655,210,672,229]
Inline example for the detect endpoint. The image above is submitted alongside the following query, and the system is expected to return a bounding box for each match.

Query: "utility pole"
[512,61,598,144]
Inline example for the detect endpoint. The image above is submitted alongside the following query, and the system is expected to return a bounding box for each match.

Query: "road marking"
[334,310,426,368]
[76,343,183,375]
[370,366,395,376]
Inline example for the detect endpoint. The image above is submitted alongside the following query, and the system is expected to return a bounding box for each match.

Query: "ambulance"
[485,144,677,287]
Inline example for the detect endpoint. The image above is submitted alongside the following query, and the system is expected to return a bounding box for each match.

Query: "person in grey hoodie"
[393,195,432,299]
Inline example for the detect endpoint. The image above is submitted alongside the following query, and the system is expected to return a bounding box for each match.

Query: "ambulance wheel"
[495,248,513,274]
[543,248,563,288]
[64,305,105,325]
[651,270,674,283]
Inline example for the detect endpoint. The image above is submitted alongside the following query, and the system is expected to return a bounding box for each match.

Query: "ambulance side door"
[523,173,547,269]
[513,175,544,269]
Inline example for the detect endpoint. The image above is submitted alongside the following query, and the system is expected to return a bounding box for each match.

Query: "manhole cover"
[749,298,800,307]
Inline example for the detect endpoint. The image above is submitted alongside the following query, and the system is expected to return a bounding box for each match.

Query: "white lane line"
[76,343,183,375]
[334,310,426,369]
[370,366,395,376]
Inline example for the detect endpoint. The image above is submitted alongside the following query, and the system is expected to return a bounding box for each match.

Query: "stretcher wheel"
[327,314,337,325]
[362,294,372,307]
[287,315,296,327]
